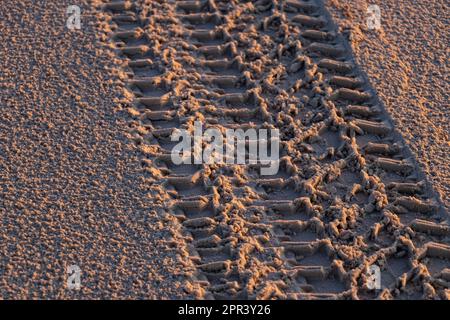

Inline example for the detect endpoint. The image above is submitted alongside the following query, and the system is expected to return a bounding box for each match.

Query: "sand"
[0,0,185,299]
[326,0,449,211]
[0,0,448,300]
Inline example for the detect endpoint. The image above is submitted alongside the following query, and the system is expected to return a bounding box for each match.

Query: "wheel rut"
[99,0,449,300]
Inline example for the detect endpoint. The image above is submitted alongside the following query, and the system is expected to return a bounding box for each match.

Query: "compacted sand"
[0,0,449,300]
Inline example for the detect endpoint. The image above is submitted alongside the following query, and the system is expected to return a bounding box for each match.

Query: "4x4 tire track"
[99,0,449,299]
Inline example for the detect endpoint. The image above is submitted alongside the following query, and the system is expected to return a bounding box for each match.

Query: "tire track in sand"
[99,0,449,299]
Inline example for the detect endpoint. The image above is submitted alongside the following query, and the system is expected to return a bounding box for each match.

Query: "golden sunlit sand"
[0,0,448,300]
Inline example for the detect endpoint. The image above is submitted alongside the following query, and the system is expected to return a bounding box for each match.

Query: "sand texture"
[326,0,449,211]
[0,0,185,299]
[98,0,449,299]
[0,0,448,300]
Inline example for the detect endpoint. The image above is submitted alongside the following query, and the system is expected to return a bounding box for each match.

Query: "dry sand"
[0,0,185,299]
[0,0,449,300]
